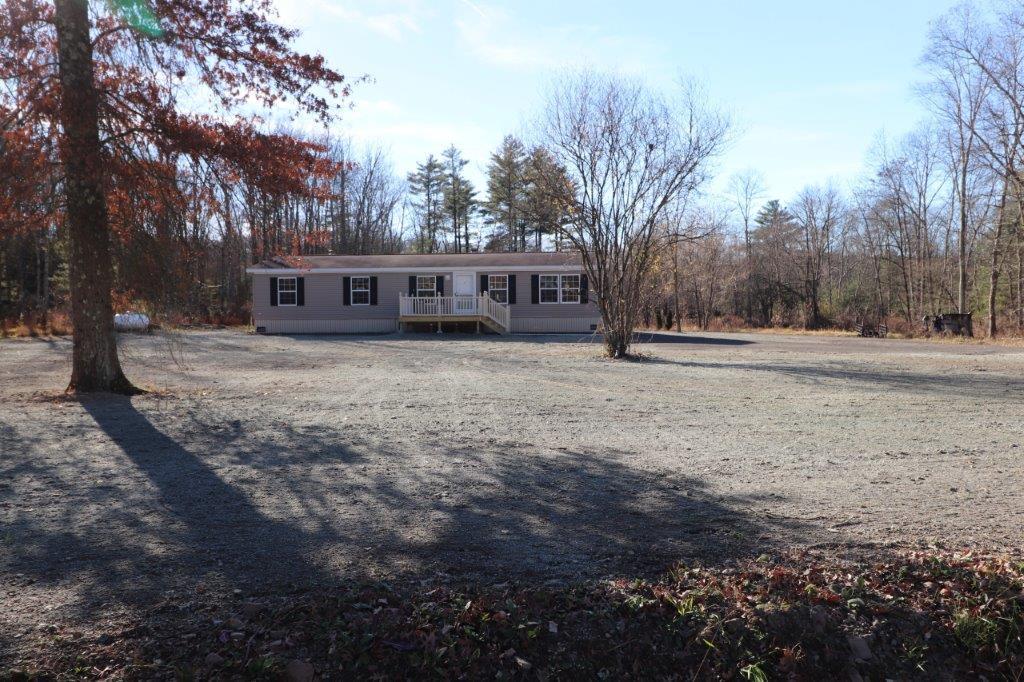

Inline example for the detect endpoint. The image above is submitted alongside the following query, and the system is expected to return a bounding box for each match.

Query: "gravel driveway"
[2,329,1022,645]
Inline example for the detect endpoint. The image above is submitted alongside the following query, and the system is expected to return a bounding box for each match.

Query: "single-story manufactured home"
[246,252,601,334]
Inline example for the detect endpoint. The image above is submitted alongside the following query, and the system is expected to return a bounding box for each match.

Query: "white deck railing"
[480,293,511,330]
[399,294,510,331]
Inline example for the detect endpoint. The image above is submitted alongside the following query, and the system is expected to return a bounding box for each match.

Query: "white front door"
[453,272,476,312]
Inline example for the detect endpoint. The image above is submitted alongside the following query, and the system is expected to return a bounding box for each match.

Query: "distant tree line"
[0,130,407,327]
[0,126,575,327]
[652,3,1024,337]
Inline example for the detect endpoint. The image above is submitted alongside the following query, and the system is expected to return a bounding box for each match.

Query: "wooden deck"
[399,294,510,334]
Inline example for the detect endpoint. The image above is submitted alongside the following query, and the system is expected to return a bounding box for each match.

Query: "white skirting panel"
[256,318,398,334]
[256,316,599,335]
[510,317,602,334]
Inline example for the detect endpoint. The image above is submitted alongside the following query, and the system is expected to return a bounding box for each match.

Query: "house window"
[416,275,436,297]
[560,274,581,303]
[539,274,581,304]
[488,275,508,303]
[539,275,560,303]
[277,277,297,306]
[351,276,370,305]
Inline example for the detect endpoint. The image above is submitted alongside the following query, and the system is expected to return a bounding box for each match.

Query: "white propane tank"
[114,312,151,332]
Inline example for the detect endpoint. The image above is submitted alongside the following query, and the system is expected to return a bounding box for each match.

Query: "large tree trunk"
[1016,236,1023,331]
[987,220,1004,339]
[987,185,1011,339]
[987,266,1000,338]
[745,240,754,324]
[958,171,969,314]
[673,245,681,333]
[604,329,629,359]
[54,0,137,394]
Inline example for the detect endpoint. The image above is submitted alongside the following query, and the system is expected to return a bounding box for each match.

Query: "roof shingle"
[254,252,582,269]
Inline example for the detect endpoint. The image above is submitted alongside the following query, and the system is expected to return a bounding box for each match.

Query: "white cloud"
[454,3,663,74]
[339,115,490,163]
[457,0,487,19]
[348,98,402,118]
[277,0,424,41]
[336,111,493,186]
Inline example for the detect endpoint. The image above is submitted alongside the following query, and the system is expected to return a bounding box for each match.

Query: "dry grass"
[896,333,1024,347]
[0,310,72,338]
[650,318,1024,346]
[0,309,253,339]
[647,323,859,338]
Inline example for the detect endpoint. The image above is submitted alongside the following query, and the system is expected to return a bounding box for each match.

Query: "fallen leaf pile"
[5,549,1022,679]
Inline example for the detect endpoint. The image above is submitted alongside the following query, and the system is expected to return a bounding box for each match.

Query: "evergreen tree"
[523,146,573,250]
[441,146,476,253]
[483,135,529,251]
[753,200,793,230]
[751,200,801,324]
[407,155,446,253]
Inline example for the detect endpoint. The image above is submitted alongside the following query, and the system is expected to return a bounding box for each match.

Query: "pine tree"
[751,200,801,324]
[754,200,790,230]
[407,155,446,253]
[441,146,476,253]
[523,146,573,251]
[483,135,528,251]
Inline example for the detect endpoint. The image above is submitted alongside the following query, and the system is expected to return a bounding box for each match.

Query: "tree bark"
[743,219,752,324]
[958,169,969,314]
[987,212,1005,339]
[604,329,628,359]
[988,259,1000,338]
[54,0,137,393]
[673,244,681,333]
[1016,235,1023,331]
[986,182,1013,339]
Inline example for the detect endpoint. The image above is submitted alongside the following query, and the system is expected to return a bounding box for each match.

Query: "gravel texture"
[1,329,1022,647]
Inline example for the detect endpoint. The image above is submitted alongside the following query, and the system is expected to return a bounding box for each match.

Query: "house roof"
[248,252,583,272]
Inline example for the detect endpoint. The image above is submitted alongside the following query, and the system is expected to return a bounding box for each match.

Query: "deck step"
[480,316,509,335]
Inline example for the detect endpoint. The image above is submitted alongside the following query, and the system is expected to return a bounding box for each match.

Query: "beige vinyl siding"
[259,318,398,334]
[252,272,449,322]
[252,269,600,334]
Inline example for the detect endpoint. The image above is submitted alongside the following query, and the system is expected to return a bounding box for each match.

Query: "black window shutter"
[508,274,517,304]
[370,276,378,305]
[408,275,416,297]
[270,277,278,306]
[480,274,488,293]
[296,277,305,306]
[342,276,351,306]
[530,274,539,304]
[579,274,588,304]
[436,275,444,296]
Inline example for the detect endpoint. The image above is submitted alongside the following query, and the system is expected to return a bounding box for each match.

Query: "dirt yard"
[1,329,1023,656]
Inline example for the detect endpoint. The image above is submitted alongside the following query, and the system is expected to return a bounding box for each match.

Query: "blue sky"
[275,0,963,203]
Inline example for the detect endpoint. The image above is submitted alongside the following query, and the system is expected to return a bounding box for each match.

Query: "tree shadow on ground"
[2,398,344,610]
[629,331,754,346]
[1,394,811,656]
[641,357,1023,401]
